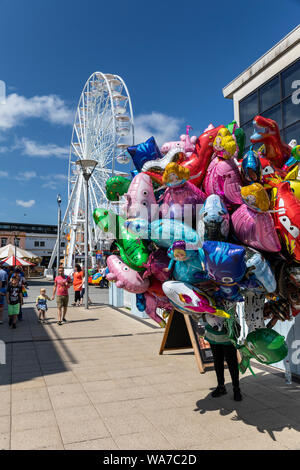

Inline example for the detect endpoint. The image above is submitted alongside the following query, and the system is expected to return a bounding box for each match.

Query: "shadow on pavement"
[194,371,300,441]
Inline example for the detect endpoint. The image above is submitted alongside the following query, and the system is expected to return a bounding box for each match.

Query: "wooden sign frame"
[159,310,214,373]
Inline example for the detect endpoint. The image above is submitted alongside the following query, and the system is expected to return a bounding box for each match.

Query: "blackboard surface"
[159,310,214,373]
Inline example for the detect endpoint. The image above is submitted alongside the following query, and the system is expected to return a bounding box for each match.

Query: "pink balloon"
[106,255,150,293]
[203,157,243,210]
[142,249,170,282]
[144,292,173,326]
[160,181,206,221]
[122,172,158,221]
[231,204,281,252]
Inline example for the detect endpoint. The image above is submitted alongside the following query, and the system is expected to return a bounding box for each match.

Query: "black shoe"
[211,386,227,398]
[62,318,67,322]
[12,324,16,329]
[233,387,243,401]
[57,321,62,325]
[8,317,12,327]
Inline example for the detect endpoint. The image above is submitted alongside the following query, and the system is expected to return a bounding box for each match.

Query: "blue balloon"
[127,137,162,172]
[136,293,146,312]
[202,241,246,301]
[241,146,262,183]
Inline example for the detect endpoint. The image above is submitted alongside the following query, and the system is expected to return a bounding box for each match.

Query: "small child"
[6,276,23,329]
[36,288,51,323]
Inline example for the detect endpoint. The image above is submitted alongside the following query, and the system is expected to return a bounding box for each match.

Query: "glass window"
[34,241,39,247]
[61,242,65,247]
[259,77,280,112]
[282,59,300,98]
[241,120,254,149]
[15,239,20,247]
[1,238,7,247]
[283,96,300,128]
[261,104,282,128]
[284,122,300,147]
[40,241,45,247]
[239,91,258,125]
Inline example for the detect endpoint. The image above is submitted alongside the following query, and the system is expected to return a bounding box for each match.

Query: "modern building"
[223,25,300,377]
[0,222,66,266]
[223,25,300,151]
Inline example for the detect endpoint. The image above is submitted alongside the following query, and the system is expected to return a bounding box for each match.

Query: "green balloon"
[291,145,300,161]
[93,208,149,271]
[227,120,246,159]
[105,176,131,201]
[237,328,288,374]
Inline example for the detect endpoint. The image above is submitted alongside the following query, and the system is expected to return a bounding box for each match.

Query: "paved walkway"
[0,280,300,450]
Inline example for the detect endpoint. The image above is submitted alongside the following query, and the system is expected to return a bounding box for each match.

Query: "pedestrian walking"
[36,288,51,323]
[6,276,22,329]
[72,264,84,306]
[0,264,8,325]
[52,266,72,325]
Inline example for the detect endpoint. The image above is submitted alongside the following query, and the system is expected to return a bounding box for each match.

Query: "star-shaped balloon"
[127,136,162,172]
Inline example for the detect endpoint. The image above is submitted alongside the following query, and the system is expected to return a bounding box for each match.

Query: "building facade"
[223,25,300,151]
[223,25,300,377]
[0,222,65,266]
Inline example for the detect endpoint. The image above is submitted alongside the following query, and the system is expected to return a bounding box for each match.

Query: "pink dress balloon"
[203,157,243,210]
[160,181,206,221]
[231,205,281,252]
[106,255,150,293]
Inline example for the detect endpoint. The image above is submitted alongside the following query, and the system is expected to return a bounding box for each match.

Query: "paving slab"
[1,279,300,450]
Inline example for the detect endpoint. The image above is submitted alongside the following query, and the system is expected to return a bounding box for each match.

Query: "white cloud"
[134,112,183,146]
[20,138,69,159]
[0,171,8,177]
[15,171,37,181]
[0,93,74,130]
[16,199,35,208]
[41,173,68,190]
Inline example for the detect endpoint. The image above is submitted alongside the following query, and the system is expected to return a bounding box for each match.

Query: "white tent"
[0,244,38,259]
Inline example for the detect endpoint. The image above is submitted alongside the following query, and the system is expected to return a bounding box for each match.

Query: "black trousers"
[210,343,239,388]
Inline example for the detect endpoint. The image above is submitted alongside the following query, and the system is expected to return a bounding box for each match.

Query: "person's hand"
[52,295,55,300]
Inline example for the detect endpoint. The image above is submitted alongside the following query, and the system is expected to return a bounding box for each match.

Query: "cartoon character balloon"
[106,256,150,293]
[122,172,158,221]
[198,194,229,241]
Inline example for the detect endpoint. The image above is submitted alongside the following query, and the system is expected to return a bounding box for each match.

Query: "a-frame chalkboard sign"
[159,310,214,373]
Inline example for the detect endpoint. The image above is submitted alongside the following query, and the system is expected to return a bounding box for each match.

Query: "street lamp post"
[75,159,98,309]
[57,194,62,276]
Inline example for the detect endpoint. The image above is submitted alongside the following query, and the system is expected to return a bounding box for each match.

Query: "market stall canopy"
[1,256,35,266]
[0,244,38,259]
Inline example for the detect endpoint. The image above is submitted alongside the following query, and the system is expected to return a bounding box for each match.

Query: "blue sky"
[0,0,299,225]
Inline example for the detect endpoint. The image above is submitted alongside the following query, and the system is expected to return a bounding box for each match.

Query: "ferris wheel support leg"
[67,175,83,268]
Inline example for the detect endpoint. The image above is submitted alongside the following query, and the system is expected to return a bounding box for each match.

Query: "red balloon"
[180,125,225,187]
[273,181,300,262]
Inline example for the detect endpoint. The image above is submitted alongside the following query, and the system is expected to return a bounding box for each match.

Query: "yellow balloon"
[241,183,270,212]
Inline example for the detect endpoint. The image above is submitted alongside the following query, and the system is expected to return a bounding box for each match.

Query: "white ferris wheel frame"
[48,71,134,271]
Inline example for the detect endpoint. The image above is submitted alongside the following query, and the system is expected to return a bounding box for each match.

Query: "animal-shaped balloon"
[198,194,229,241]
[202,241,246,301]
[162,280,230,318]
[161,125,197,158]
[245,250,276,294]
[231,183,281,252]
[241,147,262,184]
[251,115,291,168]
[237,328,288,374]
[260,158,287,188]
[142,248,170,282]
[127,136,162,172]
[166,240,207,284]
[106,176,131,201]
[159,163,206,222]
[93,209,149,271]
[106,256,150,293]
[272,181,300,262]
[180,125,225,187]
[203,128,242,210]
[122,172,158,221]
[125,218,200,249]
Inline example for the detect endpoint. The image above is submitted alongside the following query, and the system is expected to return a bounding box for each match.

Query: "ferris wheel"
[48,72,134,270]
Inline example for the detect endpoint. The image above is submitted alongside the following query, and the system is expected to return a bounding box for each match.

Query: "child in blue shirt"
[36,288,51,323]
